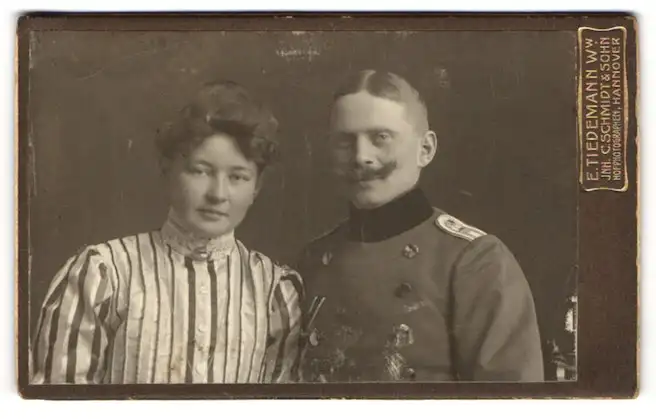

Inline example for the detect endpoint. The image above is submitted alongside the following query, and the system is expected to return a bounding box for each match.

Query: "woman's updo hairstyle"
[156,80,279,175]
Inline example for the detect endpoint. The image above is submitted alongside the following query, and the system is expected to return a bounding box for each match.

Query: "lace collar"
[160,210,236,261]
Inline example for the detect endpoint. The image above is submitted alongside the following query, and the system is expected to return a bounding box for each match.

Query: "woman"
[31,81,303,384]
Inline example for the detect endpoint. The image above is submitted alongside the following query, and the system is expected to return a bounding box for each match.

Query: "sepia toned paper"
[15,12,638,400]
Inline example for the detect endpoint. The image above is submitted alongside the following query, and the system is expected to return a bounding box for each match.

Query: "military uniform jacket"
[297,191,544,383]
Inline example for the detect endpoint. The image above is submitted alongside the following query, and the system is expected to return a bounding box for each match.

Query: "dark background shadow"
[26,30,578,380]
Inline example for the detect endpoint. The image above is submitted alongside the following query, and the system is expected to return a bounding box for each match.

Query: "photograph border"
[16,11,638,399]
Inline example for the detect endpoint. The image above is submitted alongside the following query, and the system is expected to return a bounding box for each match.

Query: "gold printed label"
[578,26,629,192]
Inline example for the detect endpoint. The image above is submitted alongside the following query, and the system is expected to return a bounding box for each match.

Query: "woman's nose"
[206,175,229,202]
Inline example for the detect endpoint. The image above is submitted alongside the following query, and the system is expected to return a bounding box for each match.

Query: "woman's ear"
[417,130,438,168]
[254,169,266,198]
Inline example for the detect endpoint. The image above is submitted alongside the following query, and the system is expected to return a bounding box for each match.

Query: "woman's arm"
[31,246,116,384]
[265,268,304,383]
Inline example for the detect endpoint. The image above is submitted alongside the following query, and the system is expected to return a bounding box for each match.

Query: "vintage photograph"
[16,13,638,398]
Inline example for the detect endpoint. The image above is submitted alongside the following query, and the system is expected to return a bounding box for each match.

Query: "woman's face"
[167,133,259,239]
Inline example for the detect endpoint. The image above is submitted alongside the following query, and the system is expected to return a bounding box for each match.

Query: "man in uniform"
[296,70,544,382]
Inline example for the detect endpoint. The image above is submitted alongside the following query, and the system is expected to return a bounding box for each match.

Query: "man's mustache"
[339,161,397,182]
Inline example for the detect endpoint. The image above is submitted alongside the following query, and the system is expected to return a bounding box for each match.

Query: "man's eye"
[375,132,391,142]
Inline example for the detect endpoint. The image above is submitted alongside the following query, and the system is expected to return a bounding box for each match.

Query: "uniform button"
[402,244,419,259]
[394,282,412,298]
[199,285,208,294]
[197,324,207,333]
[322,251,333,266]
[309,329,319,347]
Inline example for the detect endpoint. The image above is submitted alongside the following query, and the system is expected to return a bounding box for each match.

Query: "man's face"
[167,133,259,238]
[330,91,424,209]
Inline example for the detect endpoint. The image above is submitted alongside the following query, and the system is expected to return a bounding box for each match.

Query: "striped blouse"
[30,218,303,384]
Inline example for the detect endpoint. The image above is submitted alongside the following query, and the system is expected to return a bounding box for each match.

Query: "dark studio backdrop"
[27,30,578,380]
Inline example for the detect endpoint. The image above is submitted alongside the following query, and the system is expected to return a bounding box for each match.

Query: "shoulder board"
[436,213,487,242]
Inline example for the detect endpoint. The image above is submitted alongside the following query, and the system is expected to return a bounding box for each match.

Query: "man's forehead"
[331,92,414,129]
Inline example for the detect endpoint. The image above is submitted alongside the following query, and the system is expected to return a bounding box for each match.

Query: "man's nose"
[354,135,376,166]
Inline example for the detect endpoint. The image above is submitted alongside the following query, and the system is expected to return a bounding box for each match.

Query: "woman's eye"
[188,167,208,176]
[229,174,250,182]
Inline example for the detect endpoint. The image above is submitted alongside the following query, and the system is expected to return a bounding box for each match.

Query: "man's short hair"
[333,70,429,133]
[156,80,279,174]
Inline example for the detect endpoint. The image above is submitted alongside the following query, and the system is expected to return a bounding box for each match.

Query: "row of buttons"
[321,243,420,266]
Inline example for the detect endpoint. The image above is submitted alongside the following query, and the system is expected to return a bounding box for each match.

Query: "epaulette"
[436,213,487,242]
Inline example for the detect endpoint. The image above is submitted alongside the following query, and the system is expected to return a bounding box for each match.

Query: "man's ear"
[417,130,438,168]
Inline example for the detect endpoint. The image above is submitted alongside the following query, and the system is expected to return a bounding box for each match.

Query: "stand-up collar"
[160,209,236,261]
[348,188,433,242]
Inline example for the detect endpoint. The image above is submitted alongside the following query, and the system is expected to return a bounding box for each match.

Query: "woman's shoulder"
[235,240,302,280]
[236,241,304,303]
[68,230,157,263]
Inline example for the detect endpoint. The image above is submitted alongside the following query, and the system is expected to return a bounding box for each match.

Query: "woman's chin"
[189,219,233,239]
